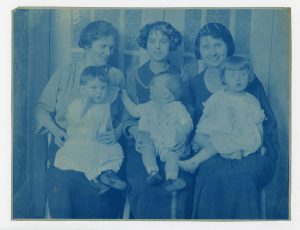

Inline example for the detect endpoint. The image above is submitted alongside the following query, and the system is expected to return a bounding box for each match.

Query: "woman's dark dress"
[124,61,194,219]
[190,71,279,219]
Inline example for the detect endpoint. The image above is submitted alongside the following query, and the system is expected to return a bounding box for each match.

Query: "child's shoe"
[163,178,186,192]
[90,179,110,195]
[100,170,127,190]
[146,171,163,185]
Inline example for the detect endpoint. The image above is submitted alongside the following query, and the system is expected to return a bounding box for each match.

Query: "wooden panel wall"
[13,8,290,219]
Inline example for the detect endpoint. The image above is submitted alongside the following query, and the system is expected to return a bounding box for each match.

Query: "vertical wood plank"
[164,9,185,68]
[50,9,72,74]
[266,9,290,219]
[250,9,273,94]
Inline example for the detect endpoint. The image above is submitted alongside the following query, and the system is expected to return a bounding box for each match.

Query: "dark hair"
[78,20,119,48]
[194,22,235,59]
[80,66,109,86]
[153,72,183,100]
[220,55,255,82]
[137,21,182,52]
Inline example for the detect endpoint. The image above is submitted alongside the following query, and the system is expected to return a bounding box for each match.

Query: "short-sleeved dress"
[54,99,124,180]
[124,61,194,219]
[197,89,265,157]
[190,70,279,219]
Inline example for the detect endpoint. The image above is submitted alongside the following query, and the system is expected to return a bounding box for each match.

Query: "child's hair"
[220,56,255,82]
[80,66,109,86]
[137,21,182,51]
[153,72,183,100]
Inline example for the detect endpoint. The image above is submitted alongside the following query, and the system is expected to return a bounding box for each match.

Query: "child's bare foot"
[178,158,199,173]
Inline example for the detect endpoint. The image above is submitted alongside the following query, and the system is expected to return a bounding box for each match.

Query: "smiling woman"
[189,22,279,219]
[34,20,126,219]
[123,21,194,219]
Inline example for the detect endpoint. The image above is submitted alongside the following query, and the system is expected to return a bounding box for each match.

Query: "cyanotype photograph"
[12,7,290,220]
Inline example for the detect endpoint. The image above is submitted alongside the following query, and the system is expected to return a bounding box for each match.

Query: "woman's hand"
[96,129,117,145]
[169,143,188,156]
[129,127,154,153]
[53,128,69,148]
[220,150,243,160]
[191,140,201,153]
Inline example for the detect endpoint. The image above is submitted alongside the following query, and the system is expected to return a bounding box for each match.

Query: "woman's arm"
[35,67,69,147]
[247,76,279,162]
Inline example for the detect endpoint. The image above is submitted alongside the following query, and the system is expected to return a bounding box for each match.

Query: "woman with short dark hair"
[189,22,279,219]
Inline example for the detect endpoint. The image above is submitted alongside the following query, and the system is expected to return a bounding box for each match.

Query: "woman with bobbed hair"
[123,21,194,219]
[188,22,279,219]
[35,20,126,218]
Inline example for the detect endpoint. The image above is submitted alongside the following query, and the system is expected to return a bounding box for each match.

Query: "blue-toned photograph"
[12,8,290,220]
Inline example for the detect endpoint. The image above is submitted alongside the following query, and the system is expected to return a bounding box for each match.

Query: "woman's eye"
[215,43,223,48]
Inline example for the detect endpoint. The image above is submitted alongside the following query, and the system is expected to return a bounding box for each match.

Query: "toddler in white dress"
[122,73,193,192]
[179,56,265,173]
[54,66,126,193]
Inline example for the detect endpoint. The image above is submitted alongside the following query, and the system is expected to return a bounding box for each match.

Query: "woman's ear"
[79,85,86,95]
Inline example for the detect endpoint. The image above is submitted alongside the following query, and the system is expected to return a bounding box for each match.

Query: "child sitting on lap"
[122,73,193,192]
[54,66,126,194]
[179,56,266,173]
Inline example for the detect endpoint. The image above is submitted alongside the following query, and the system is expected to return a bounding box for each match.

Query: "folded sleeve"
[34,66,66,134]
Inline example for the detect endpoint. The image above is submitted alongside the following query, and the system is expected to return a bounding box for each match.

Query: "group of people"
[35,19,279,219]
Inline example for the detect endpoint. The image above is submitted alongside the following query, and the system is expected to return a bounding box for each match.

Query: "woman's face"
[146,30,170,62]
[86,35,115,66]
[199,35,228,68]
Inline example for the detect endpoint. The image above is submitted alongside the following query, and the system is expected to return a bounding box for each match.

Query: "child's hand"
[96,129,117,145]
[53,127,69,148]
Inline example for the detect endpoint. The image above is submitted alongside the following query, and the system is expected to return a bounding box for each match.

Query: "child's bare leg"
[179,146,217,173]
[163,153,186,192]
[141,149,159,175]
[164,153,179,180]
[140,147,163,185]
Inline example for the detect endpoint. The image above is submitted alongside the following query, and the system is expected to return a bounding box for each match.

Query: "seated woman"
[124,21,194,219]
[35,20,126,218]
[189,22,279,219]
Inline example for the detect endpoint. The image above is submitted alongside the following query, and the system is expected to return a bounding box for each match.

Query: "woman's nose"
[209,46,217,56]
[155,41,161,49]
[104,47,112,56]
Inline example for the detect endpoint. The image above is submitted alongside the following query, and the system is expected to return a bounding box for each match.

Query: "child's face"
[146,30,170,62]
[223,69,249,93]
[150,76,175,104]
[81,78,108,104]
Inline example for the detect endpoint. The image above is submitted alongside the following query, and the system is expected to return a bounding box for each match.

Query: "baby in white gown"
[55,66,126,192]
[179,56,265,173]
